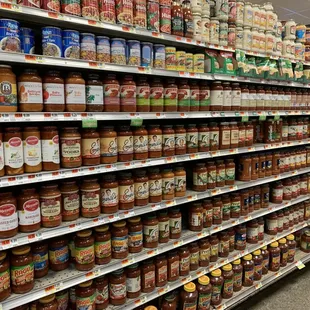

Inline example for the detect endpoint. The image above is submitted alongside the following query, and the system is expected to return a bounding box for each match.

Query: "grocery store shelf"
[1,110,310,123]
[215,249,310,310]
[1,200,308,310]
[2,139,309,188]
[111,221,309,310]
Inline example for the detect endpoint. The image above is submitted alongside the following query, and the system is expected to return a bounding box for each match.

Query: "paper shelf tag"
[82,119,97,128]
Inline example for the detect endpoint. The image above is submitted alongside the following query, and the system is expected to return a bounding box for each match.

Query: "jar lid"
[145,307,158,310]
[278,238,287,244]
[127,263,139,269]
[211,269,221,277]
[12,245,31,255]
[39,294,56,304]
[261,246,267,250]
[76,229,92,238]
[232,259,241,265]
[112,269,124,275]
[270,241,279,247]
[286,234,295,241]
[222,263,232,271]
[0,251,7,261]
[128,216,141,223]
[184,282,196,292]
[112,221,126,227]
[94,225,109,233]
[198,275,210,285]
[253,249,261,256]
[243,254,252,260]
[78,280,93,287]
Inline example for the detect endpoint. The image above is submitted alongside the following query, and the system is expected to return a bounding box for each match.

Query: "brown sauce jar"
[81,129,100,166]
[60,181,80,221]
[74,230,95,271]
[100,174,119,214]
[118,172,134,210]
[99,126,118,164]
[118,126,133,162]
[133,126,148,160]
[162,125,175,156]
[80,178,100,218]
[23,127,42,173]
[134,169,149,206]
[94,225,112,265]
[126,264,141,298]
[148,168,162,203]
[41,126,60,171]
[111,221,128,259]
[128,217,143,253]
[148,125,162,158]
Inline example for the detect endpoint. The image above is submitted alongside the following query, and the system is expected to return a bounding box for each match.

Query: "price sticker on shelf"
[121,258,135,267]
[134,296,147,306]
[296,261,306,269]
[274,115,280,120]
[255,282,263,290]
[130,117,143,127]
[82,119,97,128]
[147,249,159,257]
[173,240,183,248]
[241,116,249,122]
[157,287,169,295]
[259,115,267,121]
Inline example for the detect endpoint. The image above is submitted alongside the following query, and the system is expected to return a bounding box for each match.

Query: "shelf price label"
[121,258,135,267]
[134,296,147,306]
[296,261,306,269]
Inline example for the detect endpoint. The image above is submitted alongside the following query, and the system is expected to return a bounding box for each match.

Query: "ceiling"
[251,0,310,25]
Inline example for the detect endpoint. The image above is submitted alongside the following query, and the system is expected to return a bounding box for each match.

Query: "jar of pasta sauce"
[94,225,111,265]
[74,230,95,271]
[128,217,143,253]
[109,269,126,305]
[148,125,162,158]
[133,126,148,160]
[60,181,80,221]
[99,126,117,164]
[101,174,119,214]
[118,126,133,162]
[103,74,120,112]
[49,238,69,271]
[76,281,96,309]
[120,75,136,112]
[41,126,60,171]
[80,178,100,218]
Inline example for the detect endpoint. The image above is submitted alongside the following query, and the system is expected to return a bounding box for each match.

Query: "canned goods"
[80,33,96,61]
[127,40,141,66]
[42,0,60,11]
[176,51,185,71]
[165,46,176,70]
[42,26,62,57]
[193,54,205,73]
[160,5,171,34]
[147,1,160,32]
[96,36,110,62]
[141,42,153,67]
[61,0,81,16]
[81,0,99,20]
[0,19,20,53]
[62,30,80,59]
[18,0,40,8]
[153,44,165,69]
[20,27,34,54]
[116,0,134,25]
[99,0,116,23]
[111,38,126,65]
[134,0,147,29]
[185,53,193,72]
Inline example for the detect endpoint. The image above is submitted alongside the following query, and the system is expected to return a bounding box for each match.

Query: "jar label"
[126,275,141,293]
[18,81,43,104]
[95,285,109,305]
[101,187,119,207]
[180,255,190,272]
[61,137,81,162]
[230,129,239,145]
[198,292,211,309]
[86,85,104,105]
[81,190,100,214]
[175,175,186,193]
[234,271,242,288]
[190,211,203,227]
[288,248,296,260]
[158,265,167,284]
[62,191,80,216]
[76,294,95,310]
[0,142,4,171]
[109,282,126,300]
[210,243,218,257]
[49,245,69,264]
[211,284,222,304]
[159,220,169,239]
[150,86,164,107]
[163,134,175,151]
[169,260,179,278]
[33,251,48,271]
[186,132,198,149]
[143,270,155,290]
[103,83,120,106]
[219,239,229,255]
[136,86,150,106]
[199,248,210,262]
[43,83,65,104]
[112,235,128,253]
[210,130,219,148]
[148,134,162,151]
[190,89,200,107]
[100,136,117,157]
[247,227,258,240]
[128,230,143,248]
[134,181,149,199]
[190,251,199,266]
[271,252,280,269]
[232,90,241,106]
[175,133,186,151]
[208,170,216,185]
[119,184,134,203]
[82,138,100,158]
[169,217,181,234]
[149,178,162,197]
[40,196,61,223]
[19,199,40,225]
[178,88,190,107]
[4,137,23,169]
[143,224,158,243]
[95,240,111,258]
[266,218,278,232]
[120,85,136,106]
[216,168,226,183]
[0,269,10,294]
[224,278,233,296]
[244,269,254,283]
[210,90,223,106]
[164,87,178,106]
[65,83,86,104]
[42,136,60,164]
[222,202,230,215]
[133,135,148,153]
[118,136,133,154]
[199,131,210,149]
[193,172,208,186]
[11,263,34,286]
[162,176,174,195]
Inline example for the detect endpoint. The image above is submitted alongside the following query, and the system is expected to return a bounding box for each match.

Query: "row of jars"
[0,212,302,303]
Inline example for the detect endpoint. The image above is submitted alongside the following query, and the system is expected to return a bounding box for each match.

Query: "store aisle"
[234,263,310,310]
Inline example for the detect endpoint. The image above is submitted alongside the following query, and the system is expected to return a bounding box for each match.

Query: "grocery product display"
[2,0,310,310]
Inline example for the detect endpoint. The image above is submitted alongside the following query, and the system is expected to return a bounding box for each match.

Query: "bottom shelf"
[215,249,310,310]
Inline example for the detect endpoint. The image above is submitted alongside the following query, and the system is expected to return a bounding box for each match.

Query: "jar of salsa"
[143,215,159,248]
[126,264,141,298]
[225,159,235,185]
[207,161,216,189]
[41,126,60,171]
[60,181,80,221]
[203,199,213,227]
[238,156,251,181]
[148,168,162,203]
[10,246,34,294]
[94,225,111,265]
[209,122,219,151]
[100,174,119,214]
[198,124,210,152]
[81,129,100,166]
[179,246,190,276]
[154,255,168,287]
[94,276,109,309]
[81,178,100,218]
[32,242,48,279]
[0,251,10,302]
[174,165,186,197]
[111,221,128,259]
[17,188,40,233]
[118,172,134,210]
[193,163,208,192]
[219,122,231,150]
[216,160,226,187]
[76,281,96,309]
[148,125,162,158]
[178,79,190,112]
[108,270,126,305]
[141,260,156,293]
[99,126,117,164]
[213,198,223,224]
[127,217,143,253]
[118,126,133,162]
[230,193,241,218]
[133,126,148,160]
[210,82,224,111]
[210,269,224,306]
